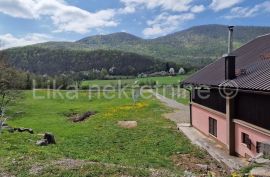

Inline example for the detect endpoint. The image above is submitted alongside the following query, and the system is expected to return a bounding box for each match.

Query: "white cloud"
[0,0,118,34]
[143,12,194,37]
[121,0,193,12]
[0,33,53,49]
[0,0,38,19]
[121,0,203,38]
[118,6,136,14]
[210,0,243,11]
[225,1,270,19]
[191,5,205,13]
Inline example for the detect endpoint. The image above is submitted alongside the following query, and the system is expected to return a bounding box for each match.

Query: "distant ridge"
[3,24,270,70]
[77,32,142,44]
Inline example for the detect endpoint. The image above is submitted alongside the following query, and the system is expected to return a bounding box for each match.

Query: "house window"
[256,142,262,153]
[209,117,217,137]
[242,133,251,150]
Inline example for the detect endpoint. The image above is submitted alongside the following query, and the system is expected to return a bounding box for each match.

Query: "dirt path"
[151,91,190,124]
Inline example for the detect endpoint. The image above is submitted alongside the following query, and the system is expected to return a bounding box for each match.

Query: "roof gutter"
[181,81,270,95]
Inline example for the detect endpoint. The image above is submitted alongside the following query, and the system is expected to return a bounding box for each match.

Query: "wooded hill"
[34,24,270,68]
[2,24,270,76]
[1,47,177,76]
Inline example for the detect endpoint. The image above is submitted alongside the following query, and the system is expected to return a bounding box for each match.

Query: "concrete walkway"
[153,92,190,123]
[178,124,248,170]
[152,91,248,170]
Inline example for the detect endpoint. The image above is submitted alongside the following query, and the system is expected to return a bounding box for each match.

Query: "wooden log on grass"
[72,111,95,122]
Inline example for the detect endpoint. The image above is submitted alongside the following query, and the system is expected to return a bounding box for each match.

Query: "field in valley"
[0,90,209,177]
[81,76,186,88]
[81,76,190,105]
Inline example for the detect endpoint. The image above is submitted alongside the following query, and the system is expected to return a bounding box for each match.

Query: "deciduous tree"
[0,56,22,133]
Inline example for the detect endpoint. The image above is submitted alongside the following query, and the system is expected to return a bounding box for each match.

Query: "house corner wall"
[235,123,270,157]
[191,104,227,146]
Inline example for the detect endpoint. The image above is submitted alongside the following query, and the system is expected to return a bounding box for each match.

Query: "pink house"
[181,26,270,158]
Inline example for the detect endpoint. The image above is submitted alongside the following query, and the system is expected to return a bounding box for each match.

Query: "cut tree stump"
[118,121,137,129]
[36,133,56,146]
[44,132,56,144]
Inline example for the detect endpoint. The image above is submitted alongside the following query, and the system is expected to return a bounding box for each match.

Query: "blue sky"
[0,0,270,49]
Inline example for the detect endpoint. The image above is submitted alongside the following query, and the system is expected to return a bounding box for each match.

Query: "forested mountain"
[1,47,175,76]
[2,24,270,75]
[77,32,142,44]
[30,24,270,68]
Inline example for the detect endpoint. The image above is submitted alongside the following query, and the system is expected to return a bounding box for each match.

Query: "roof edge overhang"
[181,82,270,95]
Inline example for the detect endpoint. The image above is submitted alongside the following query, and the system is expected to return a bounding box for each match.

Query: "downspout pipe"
[180,82,193,126]
[226,26,236,156]
[186,89,192,126]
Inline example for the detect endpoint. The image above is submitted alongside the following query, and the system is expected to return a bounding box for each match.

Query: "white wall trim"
[233,119,270,137]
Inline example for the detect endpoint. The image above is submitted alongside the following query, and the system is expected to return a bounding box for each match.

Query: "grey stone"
[260,142,270,159]
[184,170,196,177]
[255,158,270,164]
[250,152,264,162]
[250,166,270,177]
[196,164,209,170]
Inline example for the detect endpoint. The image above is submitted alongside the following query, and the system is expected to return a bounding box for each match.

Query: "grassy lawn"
[81,75,190,105]
[0,90,203,177]
[81,75,187,88]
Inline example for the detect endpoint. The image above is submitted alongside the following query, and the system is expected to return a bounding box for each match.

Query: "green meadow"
[0,90,202,176]
[81,75,190,105]
[81,76,187,88]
